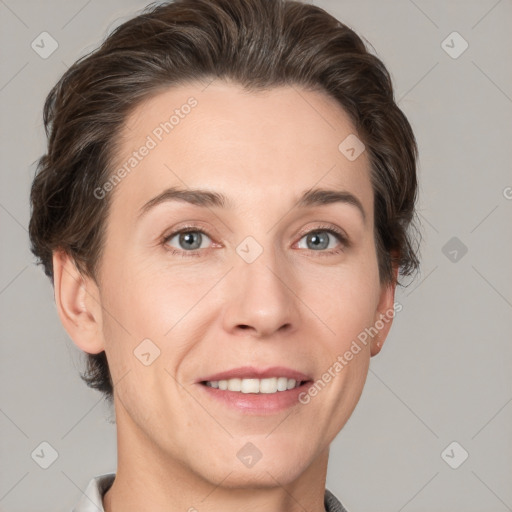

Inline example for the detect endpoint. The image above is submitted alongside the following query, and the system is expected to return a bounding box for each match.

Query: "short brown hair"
[29,0,420,404]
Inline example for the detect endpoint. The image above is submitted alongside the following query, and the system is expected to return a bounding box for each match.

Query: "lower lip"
[197,382,312,414]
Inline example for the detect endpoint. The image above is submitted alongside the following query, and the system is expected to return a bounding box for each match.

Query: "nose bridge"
[222,234,300,337]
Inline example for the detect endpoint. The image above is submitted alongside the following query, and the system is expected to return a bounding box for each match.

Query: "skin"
[53,80,398,512]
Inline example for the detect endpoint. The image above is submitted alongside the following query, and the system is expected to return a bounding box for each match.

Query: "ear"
[370,256,400,357]
[52,249,105,354]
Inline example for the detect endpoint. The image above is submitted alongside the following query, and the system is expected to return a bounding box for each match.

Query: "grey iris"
[307,231,329,250]
[180,232,202,250]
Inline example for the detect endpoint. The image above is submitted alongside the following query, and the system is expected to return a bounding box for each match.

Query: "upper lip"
[198,366,312,383]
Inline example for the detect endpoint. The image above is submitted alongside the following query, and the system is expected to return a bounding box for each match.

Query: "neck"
[103,404,329,512]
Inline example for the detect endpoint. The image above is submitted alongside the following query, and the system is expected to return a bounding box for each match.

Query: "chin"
[209,462,309,490]
[193,441,318,489]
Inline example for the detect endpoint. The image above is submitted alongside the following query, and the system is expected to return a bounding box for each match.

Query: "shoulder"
[324,488,350,512]
[71,473,115,512]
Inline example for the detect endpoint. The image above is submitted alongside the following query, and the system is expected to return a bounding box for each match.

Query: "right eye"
[162,228,214,257]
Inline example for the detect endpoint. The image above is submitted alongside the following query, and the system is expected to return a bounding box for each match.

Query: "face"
[72,81,396,487]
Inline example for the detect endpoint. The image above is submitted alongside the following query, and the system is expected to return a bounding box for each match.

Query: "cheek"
[299,260,380,347]
[101,258,194,335]
[98,262,212,387]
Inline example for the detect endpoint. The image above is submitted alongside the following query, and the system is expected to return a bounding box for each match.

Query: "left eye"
[165,230,212,251]
[296,229,343,251]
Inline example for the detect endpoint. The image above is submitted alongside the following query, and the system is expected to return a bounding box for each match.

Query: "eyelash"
[161,224,349,258]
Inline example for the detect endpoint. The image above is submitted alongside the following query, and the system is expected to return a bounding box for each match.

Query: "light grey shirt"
[71,473,349,512]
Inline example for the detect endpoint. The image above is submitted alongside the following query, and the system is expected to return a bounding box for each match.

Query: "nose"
[221,244,301,339]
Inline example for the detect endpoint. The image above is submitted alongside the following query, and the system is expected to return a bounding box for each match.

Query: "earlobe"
[371,336,383,356]
[52,250,105,354]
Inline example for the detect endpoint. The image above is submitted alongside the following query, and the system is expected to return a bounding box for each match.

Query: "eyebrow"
[137,186,366,223]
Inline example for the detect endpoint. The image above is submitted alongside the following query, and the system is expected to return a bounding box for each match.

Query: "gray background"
[1,0,511,510]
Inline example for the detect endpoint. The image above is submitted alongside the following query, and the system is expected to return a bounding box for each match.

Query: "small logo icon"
[134,338,161,366]
[237,442,263,468]
[31,32,59,59]
[338,134,365,161]
[31,441,59,469]
[442,236,468,263]
[236,236,263,263]
[441,32,468,59]
[441,441,469,469]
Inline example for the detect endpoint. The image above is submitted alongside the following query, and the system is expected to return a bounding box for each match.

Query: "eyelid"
[161,221,218,242]
[161,223,218,251]
[295,223,349,245]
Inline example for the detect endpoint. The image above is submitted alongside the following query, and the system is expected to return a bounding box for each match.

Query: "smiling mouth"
[201,377,309,394]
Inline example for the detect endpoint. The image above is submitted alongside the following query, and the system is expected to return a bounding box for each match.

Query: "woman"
[29,0,419,510]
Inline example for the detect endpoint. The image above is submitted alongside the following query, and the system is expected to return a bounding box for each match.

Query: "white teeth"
[241,378,260,393]
[277,377,288,391]
[205,377,302,393]
[259,377,277,394]
[227,378,241,392]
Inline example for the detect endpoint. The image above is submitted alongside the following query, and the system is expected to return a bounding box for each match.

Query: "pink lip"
[197,366,312,383]
[199,383,313,414]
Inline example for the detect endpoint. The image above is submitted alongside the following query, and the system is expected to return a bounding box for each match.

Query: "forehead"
[109,80,373,218]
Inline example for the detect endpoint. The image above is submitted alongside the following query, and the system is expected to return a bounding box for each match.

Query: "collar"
[72,473,349,512]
